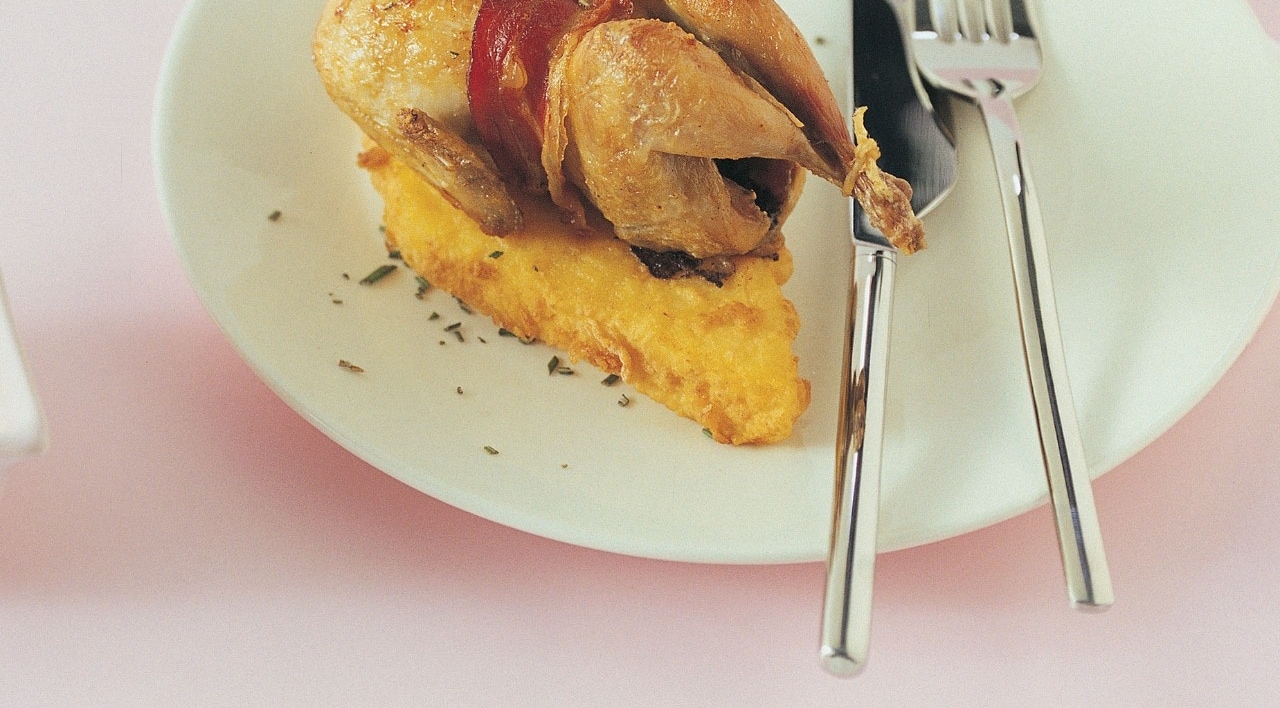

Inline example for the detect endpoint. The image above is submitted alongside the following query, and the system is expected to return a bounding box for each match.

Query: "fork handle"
[821,243,896,676]
[976,91,1114,610]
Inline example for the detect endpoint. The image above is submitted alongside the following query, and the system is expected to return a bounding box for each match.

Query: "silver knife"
[821,0,956,676]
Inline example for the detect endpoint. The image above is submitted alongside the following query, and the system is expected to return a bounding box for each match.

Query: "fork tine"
[984,0,1013,42]
[927,0,960,41]
[956,0,985,42]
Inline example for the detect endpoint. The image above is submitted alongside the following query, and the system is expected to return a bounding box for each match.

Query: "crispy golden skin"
[314,0,923,254]
[361,143,811,444]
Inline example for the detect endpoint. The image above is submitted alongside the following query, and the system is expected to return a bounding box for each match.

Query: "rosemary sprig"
[359,264,397,285]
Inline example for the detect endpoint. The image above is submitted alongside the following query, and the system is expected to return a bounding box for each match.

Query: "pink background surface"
[2,1,1278,704]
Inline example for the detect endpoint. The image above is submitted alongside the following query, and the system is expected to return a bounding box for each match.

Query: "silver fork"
[906,0,1114,610]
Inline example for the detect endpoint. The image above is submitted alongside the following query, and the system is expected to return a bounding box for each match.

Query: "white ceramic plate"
[155,0,1280,563]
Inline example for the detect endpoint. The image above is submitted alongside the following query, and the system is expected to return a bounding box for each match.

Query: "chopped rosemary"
[456,386,464,395]
[267,210,282,222]
[498,329,536,344]
[546,355,573,375]
[483,445,499,455]
[414,276,431,299]
[444,322,462,331]
[387,249,402,260]
[477,336,487,344]
[618,394,631,407]
[338,360,364,373]
[429,312,441,321]
[453,330,465,343]
[601,374,621,386]
[702,428,714,439]
[359,264,397,285]
[454,297,472,314]
[489,250,504,259]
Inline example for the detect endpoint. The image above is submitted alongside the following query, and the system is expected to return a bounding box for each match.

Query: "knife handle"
[821,243,896,676]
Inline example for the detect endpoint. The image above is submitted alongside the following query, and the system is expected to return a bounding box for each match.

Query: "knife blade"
[820,0,956,676]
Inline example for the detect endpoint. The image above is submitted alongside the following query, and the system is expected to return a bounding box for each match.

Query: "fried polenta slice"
[359,143,810,445]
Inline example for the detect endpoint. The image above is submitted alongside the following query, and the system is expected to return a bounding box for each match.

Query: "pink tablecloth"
[2,2,1278,704]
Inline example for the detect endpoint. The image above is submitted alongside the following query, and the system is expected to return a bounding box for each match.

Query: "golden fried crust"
[360,142,811,444]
